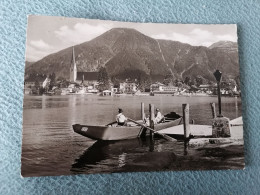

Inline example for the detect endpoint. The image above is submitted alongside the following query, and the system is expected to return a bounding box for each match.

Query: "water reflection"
[184,141,189,156]
[149,136,155,152]
[118,153,127,168]
[70,137,155,173]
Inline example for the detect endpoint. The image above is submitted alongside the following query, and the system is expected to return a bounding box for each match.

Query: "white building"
[150,82,178,93]
[119,82,137,93]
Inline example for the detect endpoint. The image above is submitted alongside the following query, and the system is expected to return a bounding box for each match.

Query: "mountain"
[209,41,238,53]
[25,28,239,82]
[25,61,35,69]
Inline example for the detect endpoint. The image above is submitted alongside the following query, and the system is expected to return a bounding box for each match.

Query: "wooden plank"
[230,117,243,139]
[157,124,212,136]
[230,116,243,125]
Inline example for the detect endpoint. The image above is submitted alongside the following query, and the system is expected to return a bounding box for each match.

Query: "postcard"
[22,15,244,177]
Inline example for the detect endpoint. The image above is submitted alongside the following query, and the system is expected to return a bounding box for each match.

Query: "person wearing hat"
[155,108,164,124]
[116,108,127,126]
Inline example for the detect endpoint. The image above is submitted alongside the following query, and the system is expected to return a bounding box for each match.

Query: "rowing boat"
[72,112,182,140]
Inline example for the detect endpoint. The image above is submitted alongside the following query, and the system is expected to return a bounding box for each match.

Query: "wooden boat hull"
[73,114,182,141]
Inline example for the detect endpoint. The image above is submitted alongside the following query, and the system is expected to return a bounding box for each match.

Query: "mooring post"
[213,70,223,117]
[149,104,155,138]
[212,70,231,137]
[210,103,217,119]
[141,102,145,121]
[182,104,191,139]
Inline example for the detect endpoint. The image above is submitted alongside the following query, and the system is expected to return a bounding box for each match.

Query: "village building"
[220,89,229,95]
[102,90,113,96]
[24,74,47,88]
[161,86,178,92]
[198,84,217,91]
[150,82,165,92]
[70,47,98,88]
[42,77,51,89]
[150,82,178,93]
[76,72,99,86]
[119,81,137,93]
[111,87,118,93]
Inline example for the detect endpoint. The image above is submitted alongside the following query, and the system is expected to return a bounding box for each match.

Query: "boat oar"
[127,118,176,142]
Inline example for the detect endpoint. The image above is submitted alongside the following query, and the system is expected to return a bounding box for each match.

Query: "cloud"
[27,40,56,61]
[26,23,112,61]
[216,34,237,42]
[190,28,213,39]
[26,45,52,62]
[152,33,193,44]
[30,39,53,50]
[151,28,236,47]
[54,23,112,45]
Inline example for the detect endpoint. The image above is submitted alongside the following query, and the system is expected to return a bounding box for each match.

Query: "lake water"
[21,95,243,177]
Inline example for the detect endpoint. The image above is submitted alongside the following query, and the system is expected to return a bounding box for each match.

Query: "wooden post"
[213,70,223,117]
[149,104,155,138]
[182,104,190,139]
[217,81,222,116]
[210,103,216,119]
[141,102,145,121]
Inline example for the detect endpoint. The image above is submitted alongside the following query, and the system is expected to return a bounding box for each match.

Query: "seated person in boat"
[154,108,164,124]
[116,108,127,126]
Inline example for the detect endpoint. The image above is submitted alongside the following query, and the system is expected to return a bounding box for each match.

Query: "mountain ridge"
[25,28,239,82]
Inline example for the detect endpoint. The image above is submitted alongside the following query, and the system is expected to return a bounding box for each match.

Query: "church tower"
[70,46,77,82]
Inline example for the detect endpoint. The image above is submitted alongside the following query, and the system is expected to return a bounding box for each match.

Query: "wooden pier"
[158,117,242,137]
[157,116,243,146]
[139,100,243,147]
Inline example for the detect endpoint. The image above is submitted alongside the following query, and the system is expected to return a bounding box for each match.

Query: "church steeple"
[70,46,77,82]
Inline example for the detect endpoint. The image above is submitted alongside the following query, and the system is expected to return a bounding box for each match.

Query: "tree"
[220,78,230,91]
[195,76,204,87]
[137,74,152,92]
[235,75,240,91]
[97,67,110,91]
[34,80,40,89]
[57,76,69,88]
[184,76,191,86]
[48,72,56,90]
[111,76,120,88]
[39,87,45,95]
[176,81,183,88]
[191,78,196,87]
[174,79,182,87]
[163,74,174,86]
[49,73,56,90]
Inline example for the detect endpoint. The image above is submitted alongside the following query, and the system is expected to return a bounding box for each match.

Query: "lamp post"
[213,70,222,117]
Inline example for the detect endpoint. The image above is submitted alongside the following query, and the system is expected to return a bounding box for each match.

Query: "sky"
[26,15,237,62]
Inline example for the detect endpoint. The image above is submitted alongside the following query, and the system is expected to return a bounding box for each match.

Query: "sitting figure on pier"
[116,108,127,126]
[155,108,164,124]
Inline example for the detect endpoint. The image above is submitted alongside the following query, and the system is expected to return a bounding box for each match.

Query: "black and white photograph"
[22,15,244,177]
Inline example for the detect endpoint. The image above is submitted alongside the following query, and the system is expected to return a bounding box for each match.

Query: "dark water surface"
[22,95,243,177]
